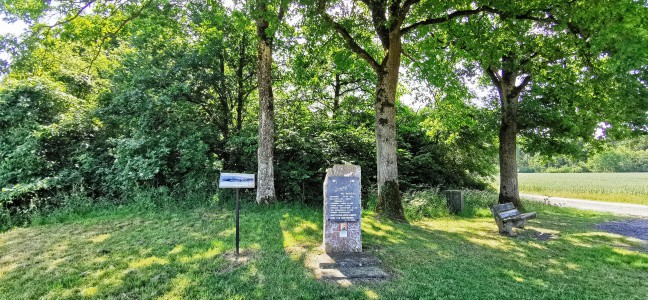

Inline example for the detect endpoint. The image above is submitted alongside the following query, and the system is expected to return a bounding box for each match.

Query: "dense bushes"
[0,4,500,229]
[587,148,648,172]
[1,72,498,229]
[402,189,498,221]
[0,78,93,229]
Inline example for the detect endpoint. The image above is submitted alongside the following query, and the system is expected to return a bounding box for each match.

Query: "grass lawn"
[0,200,646,299]
[517,173,648,205]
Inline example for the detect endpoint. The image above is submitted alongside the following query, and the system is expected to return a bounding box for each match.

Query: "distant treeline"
[518,137,648,173]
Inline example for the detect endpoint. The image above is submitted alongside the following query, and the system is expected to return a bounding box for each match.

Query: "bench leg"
[502,222,515,236]
[514,220,526,229]
[495,219,504,233]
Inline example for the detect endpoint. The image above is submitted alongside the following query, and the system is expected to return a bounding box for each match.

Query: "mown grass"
[0,196,646,299]
[517,173,648,205]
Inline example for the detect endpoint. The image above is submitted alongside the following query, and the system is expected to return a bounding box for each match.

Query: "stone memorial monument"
[323,164,362,253]
[314,164,387,281]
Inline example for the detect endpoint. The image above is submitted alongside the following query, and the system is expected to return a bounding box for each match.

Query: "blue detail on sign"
[221,176,254,182]
[219,173,255,188]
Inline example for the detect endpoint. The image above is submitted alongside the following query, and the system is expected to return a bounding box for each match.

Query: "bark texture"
[255,8,276,204]
[333,73,341,113]
[374,30,405,221]
[498,89,522,208]
[486,59,529,209]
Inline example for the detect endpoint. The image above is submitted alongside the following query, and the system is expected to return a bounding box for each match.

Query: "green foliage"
[403,189,498,221]
[0,0,645,228]
[588,148,648,173]
[411,101,498,190]
[0,77,93,229]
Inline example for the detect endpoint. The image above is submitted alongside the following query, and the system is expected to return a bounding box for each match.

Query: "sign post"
[219,173,255,256]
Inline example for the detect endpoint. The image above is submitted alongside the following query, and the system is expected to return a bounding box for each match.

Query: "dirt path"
[521,193,648,217]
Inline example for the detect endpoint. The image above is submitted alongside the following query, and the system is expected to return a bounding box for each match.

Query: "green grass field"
[0,199,646,299]
[517,173,648,205]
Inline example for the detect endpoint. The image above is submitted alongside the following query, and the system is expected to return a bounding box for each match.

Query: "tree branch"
[318,0,380,71]
[399,0,420,21]
[484,66,503,95]
[86,0,152,73]
[50,0,96,28]
[360,0,390,49]
[512,75,532,98]
[402,6,558,36]
[277,0,289,22]
[401,48,417,63]
[340,86,364,96]
[401,7,487,35]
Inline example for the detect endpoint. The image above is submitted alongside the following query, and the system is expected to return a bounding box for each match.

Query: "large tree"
[316,0,647,214]
[444,1,648,207]
[252,0,288,204]
[315,0,528,220]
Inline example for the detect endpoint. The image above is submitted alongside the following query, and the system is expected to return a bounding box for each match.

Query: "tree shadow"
[0,204,372,299]
[0,204,646,299]
[359,212,648,299]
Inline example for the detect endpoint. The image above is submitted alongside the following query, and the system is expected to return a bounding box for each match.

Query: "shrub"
[0,77,91,228]
[403,189,498,221]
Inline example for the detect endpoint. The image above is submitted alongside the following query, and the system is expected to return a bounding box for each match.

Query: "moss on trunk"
[376,180,407,222]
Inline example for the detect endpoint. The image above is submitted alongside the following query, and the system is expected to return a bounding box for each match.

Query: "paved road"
[521,194,648,217]
[595,219,648,241]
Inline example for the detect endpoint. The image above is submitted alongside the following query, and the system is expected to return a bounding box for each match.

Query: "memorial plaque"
[323,164,362,253]
[325,177,361,222]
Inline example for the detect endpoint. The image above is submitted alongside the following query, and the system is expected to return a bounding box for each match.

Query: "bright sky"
[0,20,27,69]
[0,19,27,35]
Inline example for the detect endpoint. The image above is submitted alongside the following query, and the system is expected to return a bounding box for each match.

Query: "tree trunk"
[217,47,231,168]
[498,86,522,208]
[218,47,230,140]
[333,73,341,113]
[236,36,245,132]
[256,17,276,204]
[374,31,406,222]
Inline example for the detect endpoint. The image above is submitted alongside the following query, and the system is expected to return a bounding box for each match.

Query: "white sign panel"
[219,173,255,189]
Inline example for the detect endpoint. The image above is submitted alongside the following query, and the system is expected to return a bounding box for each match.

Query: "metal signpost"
[219,173,255,256]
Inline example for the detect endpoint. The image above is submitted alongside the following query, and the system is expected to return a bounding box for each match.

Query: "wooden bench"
[490,203,537,236]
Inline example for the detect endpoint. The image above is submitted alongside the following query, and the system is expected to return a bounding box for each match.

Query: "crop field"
[517,173,648,205]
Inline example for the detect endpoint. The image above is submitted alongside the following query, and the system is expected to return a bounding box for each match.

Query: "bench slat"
[491,202,537,236]
[502,212,537,222]
[493,203,515,212]
[498,209,520,219]
[519,212,537,220]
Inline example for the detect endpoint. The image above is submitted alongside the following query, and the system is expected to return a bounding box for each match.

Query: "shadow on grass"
[360,207,647,299]
[0,203,370,299]
[0,202,646,299]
